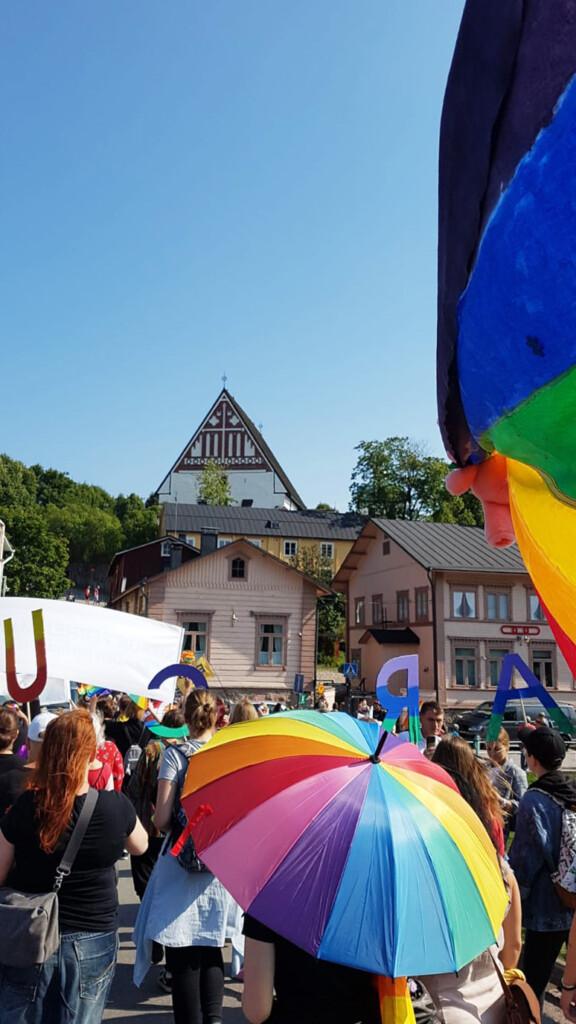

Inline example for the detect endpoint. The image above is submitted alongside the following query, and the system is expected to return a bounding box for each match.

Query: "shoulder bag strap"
[53,787,98,892]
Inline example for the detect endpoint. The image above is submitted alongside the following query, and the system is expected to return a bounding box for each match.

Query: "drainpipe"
[427,568,439,701]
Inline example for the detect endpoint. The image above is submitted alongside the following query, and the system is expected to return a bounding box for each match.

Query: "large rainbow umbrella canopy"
[181,711,507,978]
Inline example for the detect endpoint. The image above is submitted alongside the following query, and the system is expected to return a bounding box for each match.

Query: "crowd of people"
[0,688,575,1022]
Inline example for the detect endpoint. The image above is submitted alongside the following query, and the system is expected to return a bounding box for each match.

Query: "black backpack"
[170,741,208,874]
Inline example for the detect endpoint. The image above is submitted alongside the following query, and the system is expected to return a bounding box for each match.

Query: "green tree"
[349,437,483,525]
[115,493,160,548]
[198,461,232,506]
[0,455,37,508]
[289,547,345,661]
[45,505,123,563]
[30,466,74,507]
[0,507,70,597]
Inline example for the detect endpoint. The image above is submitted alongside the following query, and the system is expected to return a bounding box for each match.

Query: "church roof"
[156,388,305,510]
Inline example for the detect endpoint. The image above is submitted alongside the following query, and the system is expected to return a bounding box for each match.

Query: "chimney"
[170,545,183,571]
[200,530,218,556]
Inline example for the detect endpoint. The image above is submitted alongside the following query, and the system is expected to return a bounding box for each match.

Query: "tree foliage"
[289,546,345,660]
[349,438,483,526]
[198,461,232,506]
[0,506,70,598]
[0,454,159,598]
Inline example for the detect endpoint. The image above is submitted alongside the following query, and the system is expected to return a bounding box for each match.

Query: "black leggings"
[522,928,569,1005]
[165,945,224,1024]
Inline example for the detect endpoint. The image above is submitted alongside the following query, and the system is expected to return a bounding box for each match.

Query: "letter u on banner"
[3,609,48,703]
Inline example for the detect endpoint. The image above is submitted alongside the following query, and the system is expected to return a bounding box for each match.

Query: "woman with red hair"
[0,709,148,1023]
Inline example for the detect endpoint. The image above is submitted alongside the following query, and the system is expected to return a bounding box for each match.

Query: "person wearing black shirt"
[104,699,152,758]
[0,709,148,1024]
[242,914,380,1024]
[0,706,26,819]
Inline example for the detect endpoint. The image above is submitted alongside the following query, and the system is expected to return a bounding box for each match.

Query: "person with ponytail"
[0,709,148,1024]
[133,690,241,1024]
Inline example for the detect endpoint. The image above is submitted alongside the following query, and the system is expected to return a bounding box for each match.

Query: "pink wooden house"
[108,536,329,699]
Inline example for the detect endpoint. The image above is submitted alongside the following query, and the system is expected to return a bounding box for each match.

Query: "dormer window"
[230,557,246,580]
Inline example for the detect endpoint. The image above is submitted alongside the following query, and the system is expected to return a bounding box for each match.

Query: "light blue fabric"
[133,740,242,986]
[509,788,573,931]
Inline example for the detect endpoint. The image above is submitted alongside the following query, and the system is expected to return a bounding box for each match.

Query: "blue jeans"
[0,930,118,1024]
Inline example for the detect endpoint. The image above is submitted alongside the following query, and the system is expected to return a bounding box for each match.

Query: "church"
[155,387,304,510]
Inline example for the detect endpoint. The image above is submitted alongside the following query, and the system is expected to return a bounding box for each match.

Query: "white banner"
[0,599,184,704]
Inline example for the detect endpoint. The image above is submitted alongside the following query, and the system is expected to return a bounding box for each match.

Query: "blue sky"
[1,0,465,510]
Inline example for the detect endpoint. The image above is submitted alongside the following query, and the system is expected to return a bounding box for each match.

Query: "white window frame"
[485,588,511,622]
[527,590,546,623]
[284,540,298,557]
[453,641,480,687]
[182,618,211,659]
[531,644,556,689]
[354,597,365,627]
[255,616,287,669]
[160,540,171,557]
[451,586,478,620]
[319,542,334,560]
[486,642,512,687]
[217,537,233,548]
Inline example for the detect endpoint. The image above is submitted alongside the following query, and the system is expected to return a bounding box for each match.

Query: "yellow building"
[161,505,364,576]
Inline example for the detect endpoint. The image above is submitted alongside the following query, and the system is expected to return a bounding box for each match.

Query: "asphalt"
[106,865,567,1024]
[104,865,243,1022]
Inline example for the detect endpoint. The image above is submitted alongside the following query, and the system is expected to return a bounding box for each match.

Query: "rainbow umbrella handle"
[377,977,416,1024]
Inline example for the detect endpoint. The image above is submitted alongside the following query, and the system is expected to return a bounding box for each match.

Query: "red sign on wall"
[500,624,541,637]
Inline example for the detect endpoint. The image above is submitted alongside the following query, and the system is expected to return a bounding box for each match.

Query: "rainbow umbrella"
[180,712,507,1023]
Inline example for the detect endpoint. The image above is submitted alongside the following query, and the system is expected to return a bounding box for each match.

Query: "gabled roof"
[107,536,199,576]
[162,504,366,540]
[156,388,306,509]
[108,537,331,603]
[334,518,527,587]
[374,519,527,573]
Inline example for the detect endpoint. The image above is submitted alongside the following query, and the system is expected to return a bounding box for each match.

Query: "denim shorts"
[0,929,118,1024]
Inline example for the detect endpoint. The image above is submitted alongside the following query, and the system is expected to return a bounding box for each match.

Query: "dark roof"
[162,504,366,541]
[107,536,199,575]
[373,519,527,573]
[359,628,420,645]
[156,388,306,510]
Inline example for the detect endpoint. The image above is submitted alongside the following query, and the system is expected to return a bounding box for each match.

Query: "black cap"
[522,726,566,770]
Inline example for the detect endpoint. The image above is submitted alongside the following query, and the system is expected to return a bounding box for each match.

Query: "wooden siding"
[145,546,318,694]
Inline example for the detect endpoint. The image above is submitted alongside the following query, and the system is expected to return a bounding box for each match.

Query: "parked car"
[452,700,576,745]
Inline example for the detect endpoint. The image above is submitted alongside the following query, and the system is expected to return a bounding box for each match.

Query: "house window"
[452,588,477,619]
[250,539,262,548]
[382,540,390,556]
[487,645,511,687]
[486,589,511,621]
[532,646,555,688]
[183,620,209,657]
[454,644,479,687]
[217,537,233,548]
[415,587,429,622]
[284,541,298,557]
[397,591,409,624]
[527,591,546,623]
[257,621,286,667]
[230,557,246,580]
[354,597,365,626]
[320,542,334,560]
[160,540,171,557]
[372,594,383,625]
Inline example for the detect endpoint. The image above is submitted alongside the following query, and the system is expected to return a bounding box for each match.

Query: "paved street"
[104,866,243,1023]
[107,865,565,1023]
